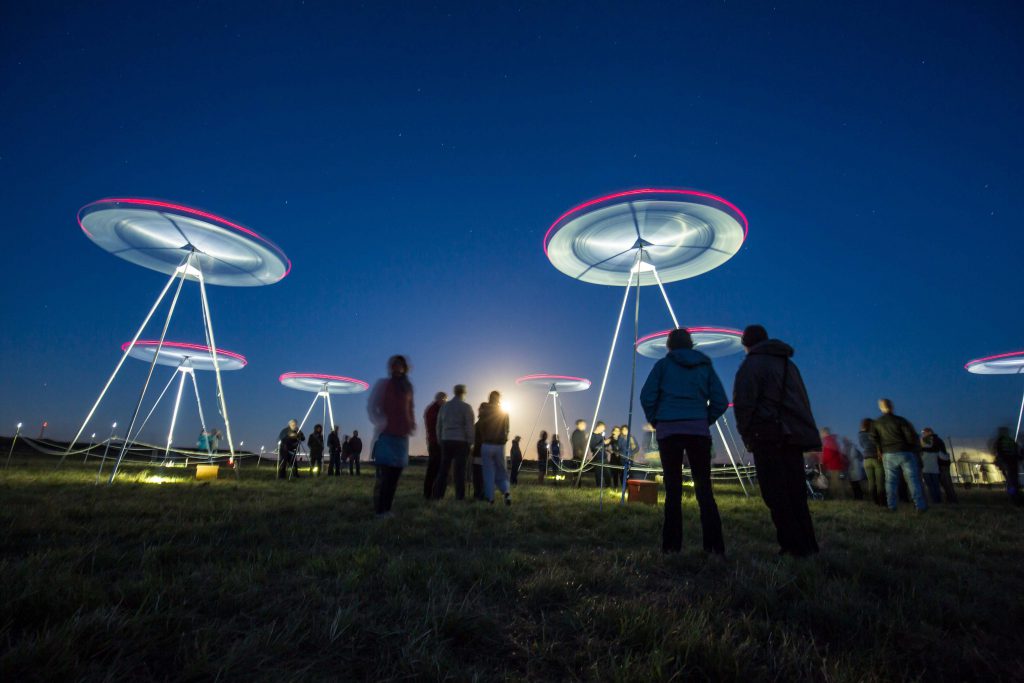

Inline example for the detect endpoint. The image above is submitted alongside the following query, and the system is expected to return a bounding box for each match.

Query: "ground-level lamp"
[5,422,22,469]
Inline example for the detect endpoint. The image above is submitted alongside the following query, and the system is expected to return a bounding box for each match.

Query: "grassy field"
[1,452,1021,682]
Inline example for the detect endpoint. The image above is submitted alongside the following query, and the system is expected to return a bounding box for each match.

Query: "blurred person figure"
[536,431,549,483]
[992,427,1021,504]
[869,399,928,512]
[327,425,342,476]
[348,430,363,475]
[432,384,474,500]
[277,419,305,480]
[509,435,523,485]
[859,419,886,505]
[608,426,622,490]
[550,435,562,483]
[733,325,821,557]
[308,424,325,475]
[641,327,728,555]
[820,428,847,498]
[922,428,956,503]
[571,420,588,464]
[477,390,512,505]
[197,429,210,453]
[423,391,447,499]
[590,421,609,488]
[842,436,865,500]
[209,429,221,453]
[367,355,416,517]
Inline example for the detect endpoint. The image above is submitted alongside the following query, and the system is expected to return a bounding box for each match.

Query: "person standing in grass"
[423,391,447,499]
[922,428,956,503]
[641,327,729,555]
[842,436,866,500]
[549,435,561,483]
[589,422,610,488]
[571,419,587,463]
[476,390,512,505]
[277,419,304,480]
[433,384,475,500]
[509,435,523,485]
[992,427,1021,504]
[820,428,847,498]
[608,426,622,491]
[367,355,416,517]
[536,431,549,483]
[733,325,821,557]
[869,399,928,513]
[327,425,342,476]
[859,419,886,505]
[308,424,325,476]
[348,430,363,475]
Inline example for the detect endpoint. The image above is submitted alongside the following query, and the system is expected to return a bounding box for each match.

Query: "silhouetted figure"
[509,436,523,485]
[641,328,728,555]
[348,431,362,475]
[536,431,549,483]
[308,424,325,475]
[870,398,928,512]
[327,425,342,476]
[277,419,305,480]
[423,391,447,498]
[992,427,1021,504]
[477,390,511,505]
[432,384,474,500]
[367,355,416,516]
[859,419,885,505]
[922,428,956,503]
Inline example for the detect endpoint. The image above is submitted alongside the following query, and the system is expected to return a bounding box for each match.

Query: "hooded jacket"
[732,339,821,451]
[640,348,729,426]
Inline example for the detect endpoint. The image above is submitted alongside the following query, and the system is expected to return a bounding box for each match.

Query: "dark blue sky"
[2,1,1021,454]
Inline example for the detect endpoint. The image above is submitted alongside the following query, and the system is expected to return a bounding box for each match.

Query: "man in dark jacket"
[869,399,927,512]
[348,431,362,475]
[570,420,588,487]
[732,325,820,557]
[277,419,304,480]
[327,425,342,476]
[423,391,447,499]
[589,422,609,488]
[477,391,512,504]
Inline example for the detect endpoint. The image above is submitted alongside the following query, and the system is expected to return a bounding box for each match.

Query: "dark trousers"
[349,454,361,475]
[473,462,485,500]
[374,465,403,514]
[432,440,469,500]
[278,451,299,479]
[310,451,323,475]
[424,441,442,499]
[510,457,522,485]
[752,443,819,557]
[660,434,725,554]
[328,450,341,476]
[938,459,957,502]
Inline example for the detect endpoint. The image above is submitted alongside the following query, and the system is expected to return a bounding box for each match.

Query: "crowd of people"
[271,327,1024,547]
[276,420,362,479]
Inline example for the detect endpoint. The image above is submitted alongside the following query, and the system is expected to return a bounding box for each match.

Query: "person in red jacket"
[820,428,848,498]
[422,391,446,499]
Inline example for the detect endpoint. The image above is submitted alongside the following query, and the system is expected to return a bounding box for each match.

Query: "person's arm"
[464,404,475,442]
[731,361,757,443]
[639,361,663,425]
[436,405,446,442]
[706,366,729,425]
[902,419,920,453]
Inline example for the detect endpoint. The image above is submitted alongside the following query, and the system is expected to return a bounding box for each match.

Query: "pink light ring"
[635,327,743,347]
[279,372,370,390]
[516,373,591,385]
[542,188,750,258]
[964,350,1024,371]
[122,340,248,366]
[78,197,292,281]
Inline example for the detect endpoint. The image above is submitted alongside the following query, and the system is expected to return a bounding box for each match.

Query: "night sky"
[2,1,1021,456]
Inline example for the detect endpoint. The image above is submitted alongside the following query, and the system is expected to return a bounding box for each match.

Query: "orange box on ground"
[627,479,658,505]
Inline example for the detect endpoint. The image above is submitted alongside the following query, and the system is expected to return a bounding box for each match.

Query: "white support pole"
[188,369,208,465]
[127,359,186,450]
[551,390,559,474]
[618,248,643,506]
[197,267,237,475]
[109,262,189,483]
[5,424,22,469]
[575,261,637,487]
[61,258,188,468]
[297,392,320,435]
[715,420,749,497]
[1016,385,1024,443]
[651,266,680,330]
[164,368,188,460]
[326,392,336,434]
[520,391,550,481]
[96,424,117,483]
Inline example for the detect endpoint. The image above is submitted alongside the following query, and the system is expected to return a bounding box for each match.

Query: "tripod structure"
[543,188,748,506]
[113,341,247,465]
[63,198,289,483]
[965,350,1024,441]
[279,372,369,434]
[515,374,591,478]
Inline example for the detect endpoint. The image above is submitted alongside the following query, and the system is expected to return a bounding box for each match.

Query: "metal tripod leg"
[127,362,184,454]
[164,368,188,462]
[197,268,238,477]
[61,257,189,468]
[715,420,749,496]
[108,260,190,482]
[189,368,210,465]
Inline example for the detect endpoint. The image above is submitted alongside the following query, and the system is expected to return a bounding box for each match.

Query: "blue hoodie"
[640,348,729,426]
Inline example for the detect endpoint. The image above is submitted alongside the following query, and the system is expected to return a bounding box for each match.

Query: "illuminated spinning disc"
[123,340,247,371]
[279,372,370,394]
[544,188,747,286]
[516,374,592,393]
[78,198,290,286]
[965,351,1024,375]
[636,327,744,359]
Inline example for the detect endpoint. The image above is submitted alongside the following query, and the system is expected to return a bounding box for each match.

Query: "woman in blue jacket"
[640,328,729,554]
